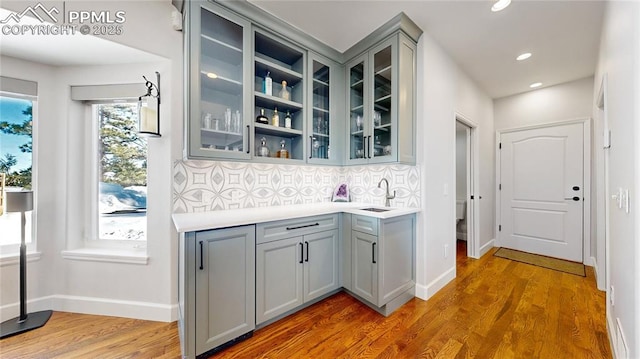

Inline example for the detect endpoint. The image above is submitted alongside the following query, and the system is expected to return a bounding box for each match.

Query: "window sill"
[60,248,148,265]
[0,251,42,267]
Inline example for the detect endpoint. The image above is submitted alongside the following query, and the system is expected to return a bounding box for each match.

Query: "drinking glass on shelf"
[355,115,362,131]
[232,110,241,133]
[224,108,231,132]
[374,111,381,127]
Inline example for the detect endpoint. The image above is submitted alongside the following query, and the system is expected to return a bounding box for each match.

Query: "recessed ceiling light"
[206,72,218,79]
[491,0,511,12]
[516,53,532,61]
[530,82,542,88]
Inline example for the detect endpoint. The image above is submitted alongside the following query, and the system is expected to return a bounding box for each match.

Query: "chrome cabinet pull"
[286,223,319,230]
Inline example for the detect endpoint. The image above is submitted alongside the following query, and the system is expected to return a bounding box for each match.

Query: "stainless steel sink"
[360,207,390,212]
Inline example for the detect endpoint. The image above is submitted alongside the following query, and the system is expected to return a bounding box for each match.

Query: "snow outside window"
[0,94,35,254]
[94,102,147,242]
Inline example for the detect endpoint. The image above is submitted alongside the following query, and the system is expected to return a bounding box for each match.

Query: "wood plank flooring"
[0,242,611,358]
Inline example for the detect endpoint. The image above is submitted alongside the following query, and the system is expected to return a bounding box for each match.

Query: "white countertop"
[172,202,421,233]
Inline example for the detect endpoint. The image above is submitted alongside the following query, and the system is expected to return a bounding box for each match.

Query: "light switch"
[623,189,629,213]
[443,183,449,196]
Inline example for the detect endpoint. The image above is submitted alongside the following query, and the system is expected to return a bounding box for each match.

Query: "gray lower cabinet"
[256,228,339,324]
[350,214,415,315]
[179,225,256,358]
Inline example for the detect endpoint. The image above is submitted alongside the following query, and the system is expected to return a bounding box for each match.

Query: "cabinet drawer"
[352,215,378,236]
[257,214,339,244]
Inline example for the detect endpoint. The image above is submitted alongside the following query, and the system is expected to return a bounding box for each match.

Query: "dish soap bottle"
[279,80,290,100]
[264,71,272,96]
[276,140,289,159]
[256,108,269,124]
[272,107,280,127]
[284,110,292,129]
[257,137,270,157]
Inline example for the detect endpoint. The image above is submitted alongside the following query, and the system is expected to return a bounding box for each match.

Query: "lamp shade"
[6,191,33,213]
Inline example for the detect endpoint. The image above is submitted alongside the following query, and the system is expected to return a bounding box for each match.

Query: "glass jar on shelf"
[257,137,270,157]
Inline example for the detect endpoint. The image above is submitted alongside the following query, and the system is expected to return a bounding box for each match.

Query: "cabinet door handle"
[286,223,319,230]
[199,241,204,270]
[309,136,313,159]
[305,241,309,262]
[368,135,372,158]
[372,242,377,264]
[299,242,304,264]
[246,125,251,154]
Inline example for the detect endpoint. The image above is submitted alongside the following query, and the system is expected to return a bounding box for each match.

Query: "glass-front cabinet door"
[307,53,342,165]
[371,41,395,162]
[346,38,400,165]
[347,54,369,164]
[187,2,251,159]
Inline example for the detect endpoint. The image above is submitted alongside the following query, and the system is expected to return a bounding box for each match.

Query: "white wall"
[493,76,594,131]
[415,32,495,299]
[0,0,182,322]
[593,2,640,357]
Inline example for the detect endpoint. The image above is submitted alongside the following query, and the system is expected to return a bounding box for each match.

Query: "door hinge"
[499,142,502,149]
[470,195,474,200]
[499,225,502,231]
[499,184,502,190]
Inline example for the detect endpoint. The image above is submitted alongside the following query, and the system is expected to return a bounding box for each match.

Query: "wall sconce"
[138,71,161,137]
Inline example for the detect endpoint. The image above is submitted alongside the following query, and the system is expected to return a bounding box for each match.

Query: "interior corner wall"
[0,56,59,321]
[415,32,494,300]
[0,1,183,322]
[593,1,640,357]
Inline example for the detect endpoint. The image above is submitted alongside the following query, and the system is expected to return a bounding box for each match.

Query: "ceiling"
[1,1,605,98]
[0,8,163,67]
[249,0,605,99]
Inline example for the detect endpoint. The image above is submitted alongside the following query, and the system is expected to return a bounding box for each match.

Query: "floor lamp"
[0,190,52,339]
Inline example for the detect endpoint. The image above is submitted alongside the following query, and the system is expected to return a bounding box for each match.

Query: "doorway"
[497,120,591,263]
[455,115,478,258]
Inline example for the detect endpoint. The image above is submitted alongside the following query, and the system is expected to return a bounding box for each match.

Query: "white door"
[499,122,584,262]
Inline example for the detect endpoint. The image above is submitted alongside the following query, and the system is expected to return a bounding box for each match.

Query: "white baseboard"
[479,238,495,257]
[591,256,606,292]
[415,266,456,301]
[0,295,177,322]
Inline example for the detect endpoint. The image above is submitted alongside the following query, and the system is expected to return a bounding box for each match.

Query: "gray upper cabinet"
[178,225,256,358]
[346,33,417,165]
[184,3,420,165]
[186,2,252,160]
[307,52,344,165]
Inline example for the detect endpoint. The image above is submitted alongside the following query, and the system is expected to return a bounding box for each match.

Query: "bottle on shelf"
[284,111,292,129]
[257,137,270,157]
[280,80,290,101]
[256,109,269,124]
[272,107,280,127]
[276,140,289,159]
[264,71,272,96]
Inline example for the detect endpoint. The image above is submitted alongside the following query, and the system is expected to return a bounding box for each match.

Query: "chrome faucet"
[378,178,396,207]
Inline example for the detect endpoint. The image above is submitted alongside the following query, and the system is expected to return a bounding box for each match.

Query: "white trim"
[60,248,148,265]
[0,250,41,267]
[0,295,176,323]
[478,239,495,258]
[415,266,456,300]
[495,118,592,264]
[455,112,480,259]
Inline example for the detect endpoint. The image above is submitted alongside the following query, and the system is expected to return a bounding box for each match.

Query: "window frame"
[0,92,38,257]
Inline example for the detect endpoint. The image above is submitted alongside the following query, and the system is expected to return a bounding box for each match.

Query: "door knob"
[564,197,581,201]
[572,186,580,191]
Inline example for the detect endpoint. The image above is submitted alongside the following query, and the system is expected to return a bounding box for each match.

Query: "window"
[0,94,35,253]
[94,102,147,242]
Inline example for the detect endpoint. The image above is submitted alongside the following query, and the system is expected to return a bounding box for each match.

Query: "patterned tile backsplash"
[173,160,420,213]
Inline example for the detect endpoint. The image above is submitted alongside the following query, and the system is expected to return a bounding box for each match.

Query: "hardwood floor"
[0,242,611,358]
